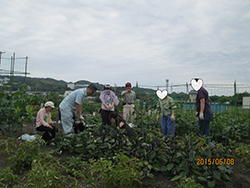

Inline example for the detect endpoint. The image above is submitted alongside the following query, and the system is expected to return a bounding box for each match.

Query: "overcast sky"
[1,0,249,90]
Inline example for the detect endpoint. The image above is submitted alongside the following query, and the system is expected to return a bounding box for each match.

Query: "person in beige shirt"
[121,82,136,124]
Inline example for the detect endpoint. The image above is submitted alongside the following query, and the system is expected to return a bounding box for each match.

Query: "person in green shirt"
[156,95,176,140]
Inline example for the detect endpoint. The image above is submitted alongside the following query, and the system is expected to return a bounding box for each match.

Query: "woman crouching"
[109,112,136,138]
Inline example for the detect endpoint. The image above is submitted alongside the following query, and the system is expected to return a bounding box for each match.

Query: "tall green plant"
[0,86,29,136]
[6,139,45,174]
[84,153,144,188]
[24,154,81,188]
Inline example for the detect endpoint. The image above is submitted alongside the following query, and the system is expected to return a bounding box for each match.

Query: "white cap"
[104,83,111,89]
[44,101,55,108]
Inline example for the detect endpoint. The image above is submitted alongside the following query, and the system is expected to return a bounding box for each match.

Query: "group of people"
[156,85,213,141]
[35,82,213,144]
[35,82,137,143]
[35,83,97,142]
[99,82,136,126]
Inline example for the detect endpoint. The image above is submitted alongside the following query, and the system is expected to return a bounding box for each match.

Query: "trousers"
[161,114,175,140]
[101,109,112,126]
[198,112,213,137]
[123,104,135,123]
[36,125,57,142]
[60,107,74,136]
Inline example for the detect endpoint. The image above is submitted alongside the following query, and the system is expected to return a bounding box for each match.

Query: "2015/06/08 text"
[196,158,234,166]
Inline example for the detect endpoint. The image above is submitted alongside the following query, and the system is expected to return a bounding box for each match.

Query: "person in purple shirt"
[99,84,119,127]
[195,87,213,138]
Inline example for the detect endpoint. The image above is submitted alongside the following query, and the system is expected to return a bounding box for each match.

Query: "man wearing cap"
[59,83,97,135]
[121,82,136,124]
[36,101,57,142]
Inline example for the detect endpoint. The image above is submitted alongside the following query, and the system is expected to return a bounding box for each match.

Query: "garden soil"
[1,123,250,188]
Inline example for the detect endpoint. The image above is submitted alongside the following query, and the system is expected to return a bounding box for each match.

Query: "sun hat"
[44,101,55,108]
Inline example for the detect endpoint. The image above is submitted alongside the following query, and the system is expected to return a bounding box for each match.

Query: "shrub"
[23,154,81,188]
[6,139,45,174]
[0,167,21,188]
[84,153,144,188]
[176,176,204,188]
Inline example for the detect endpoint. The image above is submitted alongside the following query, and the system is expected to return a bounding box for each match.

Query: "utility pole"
[234,80,238,118]
[10,53,15,91]
[186,82,189,94]
[0,51,6,68]
[166,79,169,92]
[24,56,28,84]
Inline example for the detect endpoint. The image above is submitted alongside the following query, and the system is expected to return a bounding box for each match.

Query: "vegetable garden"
[1,87,250,188]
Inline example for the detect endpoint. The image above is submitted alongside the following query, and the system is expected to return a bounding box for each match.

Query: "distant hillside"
[0,75,68,92]
[0,75,156,94]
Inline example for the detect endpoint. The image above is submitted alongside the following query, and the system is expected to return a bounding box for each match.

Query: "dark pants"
[36,125,57,142]
[101,109,112,126]
[199,112,213,138]
[73,122,85,134]
[121,124,137,137]
[110,123,137,138]
[161,114,175,140]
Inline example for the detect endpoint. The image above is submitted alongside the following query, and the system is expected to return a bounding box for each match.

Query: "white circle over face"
[156,89,168,100]
[190,78,203,91]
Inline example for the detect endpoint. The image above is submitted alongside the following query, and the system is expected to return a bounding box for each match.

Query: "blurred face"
[46,106,53,112]
[87,88,94,96]
[126,86,131,92]
[105,88,110,94]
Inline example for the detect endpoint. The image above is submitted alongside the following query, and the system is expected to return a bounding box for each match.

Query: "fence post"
[234,80,239,118]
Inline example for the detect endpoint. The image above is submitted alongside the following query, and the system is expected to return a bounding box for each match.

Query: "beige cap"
[44,101,55,108]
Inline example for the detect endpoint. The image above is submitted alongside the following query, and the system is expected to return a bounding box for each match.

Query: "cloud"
[0,0,249,93]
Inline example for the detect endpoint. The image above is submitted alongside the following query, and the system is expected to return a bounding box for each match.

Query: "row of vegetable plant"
[1,88,250,187]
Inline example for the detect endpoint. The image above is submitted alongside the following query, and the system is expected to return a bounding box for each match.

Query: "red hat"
[125,82,131,87]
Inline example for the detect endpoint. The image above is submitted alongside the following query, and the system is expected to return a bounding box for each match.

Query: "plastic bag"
[18,134,41,141]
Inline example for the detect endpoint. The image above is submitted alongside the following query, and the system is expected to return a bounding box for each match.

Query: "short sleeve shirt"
[59,88,87,111]
[196,87,213,113]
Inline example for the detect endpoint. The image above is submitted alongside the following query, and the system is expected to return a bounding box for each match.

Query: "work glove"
[199,112,204,120]
[170,114,175,122]
[79,115,85,125]
[156,113,159,121]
